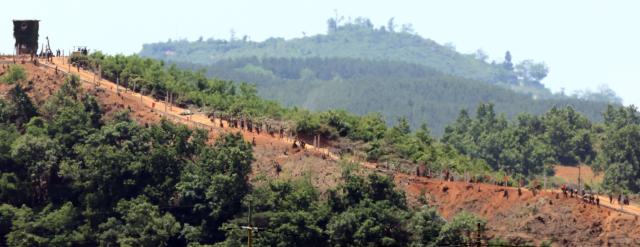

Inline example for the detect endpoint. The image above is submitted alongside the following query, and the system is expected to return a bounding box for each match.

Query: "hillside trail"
[42,57,640,217]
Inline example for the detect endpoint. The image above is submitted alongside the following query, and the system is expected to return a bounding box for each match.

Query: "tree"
[327,200,411,247]
[6,203,85,246]
[515,60,548,86]
[327,18,338,33]
[599,121,640,192]
[542,106,593,165]
[10,134,61,204]
[474,49,488,62]
[174,133,253,243]
[602,162,634,193]
[387,18,396,32]
[254,210,327,247]
[98,197,181,246]
[7,85,38,127]
[410,206,445,246]
[503,51,513,71]
[435,211,486,246]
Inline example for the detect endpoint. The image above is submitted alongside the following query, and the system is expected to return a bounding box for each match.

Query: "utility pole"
[241,198,259,247]
[578,165,582,194]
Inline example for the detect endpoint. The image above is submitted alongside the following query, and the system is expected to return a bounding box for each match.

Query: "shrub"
[1,65,27,84]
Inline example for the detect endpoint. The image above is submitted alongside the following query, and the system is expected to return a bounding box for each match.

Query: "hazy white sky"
[2,0,639,105]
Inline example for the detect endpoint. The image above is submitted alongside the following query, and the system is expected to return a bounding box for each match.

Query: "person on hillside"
[609,194,613,204]
[618,194,622,205]
[570,189,574,198]
[623,195,630,206]
[442,185,449,193]
[466,181,474,190]
[273,160,281,176]
[596,197,600,207]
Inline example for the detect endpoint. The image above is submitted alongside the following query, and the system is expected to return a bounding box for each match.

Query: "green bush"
[1,65,27,84]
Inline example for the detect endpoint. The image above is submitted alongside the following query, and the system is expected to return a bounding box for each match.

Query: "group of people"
[561,184,636,209]
[561,184,599,205]
[38,49,64,59]
[582,193,600,206]
[77,47,88,55]
[608,194,631,208]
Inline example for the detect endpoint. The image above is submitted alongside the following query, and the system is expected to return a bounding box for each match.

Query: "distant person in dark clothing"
[618,194,622,205]
[609,194,613,204]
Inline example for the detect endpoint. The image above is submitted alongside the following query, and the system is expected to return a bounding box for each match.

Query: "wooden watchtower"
[13,20,40,57]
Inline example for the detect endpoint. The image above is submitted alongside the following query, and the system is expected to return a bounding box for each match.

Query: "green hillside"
[140,17,523,86]
[176,57,611,135]
[139,17,619,135]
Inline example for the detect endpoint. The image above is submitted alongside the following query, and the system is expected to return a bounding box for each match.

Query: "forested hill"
[176,57,611,135]
[139,17,619,135]
[140,17,520,86]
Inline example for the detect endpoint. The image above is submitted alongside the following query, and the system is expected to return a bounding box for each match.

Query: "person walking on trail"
[618,194,622,205]
[570,188,574,198]
[609,194,613,204]
[596,197,600,207]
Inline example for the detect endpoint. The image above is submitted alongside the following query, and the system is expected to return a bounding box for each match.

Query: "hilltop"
[141,18,512,84]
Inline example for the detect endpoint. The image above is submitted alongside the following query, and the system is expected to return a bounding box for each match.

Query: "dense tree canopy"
[597,105,640,193]
[0,75,256,245]
[0,71,494,246]
[443,104,599,177]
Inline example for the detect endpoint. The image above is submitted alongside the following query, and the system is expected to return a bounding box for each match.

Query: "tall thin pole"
[248,198,253,247]
[578,165,582,194]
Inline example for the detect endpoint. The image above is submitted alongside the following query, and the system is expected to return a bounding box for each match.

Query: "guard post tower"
[13,20,40,59]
